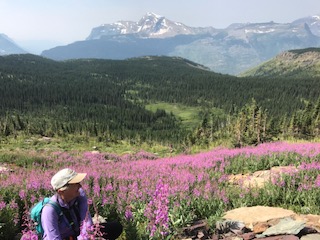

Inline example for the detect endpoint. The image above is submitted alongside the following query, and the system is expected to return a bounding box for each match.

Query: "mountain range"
[2,12,320,75]
[0,33,27,55]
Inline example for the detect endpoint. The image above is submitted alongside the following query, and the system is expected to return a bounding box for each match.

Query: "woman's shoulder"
[42,198,62,217]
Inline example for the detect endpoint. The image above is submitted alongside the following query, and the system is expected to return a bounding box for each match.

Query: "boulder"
[261,217,305,236]
[223,206,296,229]
[228,166,298,188]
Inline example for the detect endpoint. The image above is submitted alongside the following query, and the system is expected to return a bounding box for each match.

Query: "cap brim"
[68,173,87,184]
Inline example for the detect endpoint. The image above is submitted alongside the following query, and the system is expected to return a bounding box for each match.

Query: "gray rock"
[262,217,305,236]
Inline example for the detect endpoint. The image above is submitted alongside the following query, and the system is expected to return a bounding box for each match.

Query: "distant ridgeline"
[289,47,320,54]
[0,54,319,148]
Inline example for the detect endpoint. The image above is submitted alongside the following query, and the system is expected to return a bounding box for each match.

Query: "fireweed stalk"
[82,198,104,239]
[144,180,170,238]
[19,190,38,240]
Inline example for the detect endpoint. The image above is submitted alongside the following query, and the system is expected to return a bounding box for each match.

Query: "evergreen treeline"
[191,98,320,148]
[0,54,319,148]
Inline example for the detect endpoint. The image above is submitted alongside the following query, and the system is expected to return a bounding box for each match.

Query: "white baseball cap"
[51,168,87,190]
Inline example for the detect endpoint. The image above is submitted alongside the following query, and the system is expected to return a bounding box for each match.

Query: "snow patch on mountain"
[245,29,275,34]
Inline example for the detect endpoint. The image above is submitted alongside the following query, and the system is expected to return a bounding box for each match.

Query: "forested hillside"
[240,48,320,78]
[0,54,319,150]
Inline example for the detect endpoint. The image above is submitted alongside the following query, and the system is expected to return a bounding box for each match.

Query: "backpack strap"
[72,199,81,228]
[46,200,63,218]
[45,199,80,236]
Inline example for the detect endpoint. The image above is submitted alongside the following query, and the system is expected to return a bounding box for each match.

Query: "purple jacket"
[41,188,93,240]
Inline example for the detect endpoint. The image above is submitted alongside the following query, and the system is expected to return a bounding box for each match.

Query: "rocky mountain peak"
[137,12,169,37]
[86,12,200,40]
[0,34,27,55]
[138,12,164,24]
[292,14,320,37]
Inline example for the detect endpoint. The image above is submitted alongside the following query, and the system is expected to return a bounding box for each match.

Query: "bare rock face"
[215,206,320,240]
[228,166,298,188]
[253,222,270,234]
[261,217,305,236]
[222,206,320,233]
[223,206,296,229]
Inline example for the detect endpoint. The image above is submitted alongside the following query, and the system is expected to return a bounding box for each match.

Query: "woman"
[41,168,122,240]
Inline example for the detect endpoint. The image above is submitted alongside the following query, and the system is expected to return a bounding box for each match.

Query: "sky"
[1,0,320,54]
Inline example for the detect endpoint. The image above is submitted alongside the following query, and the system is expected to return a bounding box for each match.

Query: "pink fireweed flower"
[300,162,320,170]
[19,190,26,200]
[93,183,100,197]
[193,189,201,197]
[10,199,18,209]
[21,199,38,240]
[219,189,229,204]
[87,198,93,205]
[79,220,101,239]
[30,195,37,204]
[104,183,114,192]
[0,201,6,210]
[20,231,39,240]
[315,175,320,187]
[277,180,286,188]
[144,181,170,237]
[102,195,114,205]
[13,212,19,225]
[125,207,134,221]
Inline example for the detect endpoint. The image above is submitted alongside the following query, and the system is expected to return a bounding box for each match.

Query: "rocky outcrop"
[178,206,320,240]
[228,166,298,188]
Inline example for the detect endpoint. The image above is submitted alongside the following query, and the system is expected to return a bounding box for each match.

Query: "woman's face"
[62,183,81,202]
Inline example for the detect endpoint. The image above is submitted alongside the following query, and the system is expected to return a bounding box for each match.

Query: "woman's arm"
[41,204,62,240]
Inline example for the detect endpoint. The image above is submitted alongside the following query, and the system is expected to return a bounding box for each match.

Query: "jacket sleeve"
[41,204,62,240]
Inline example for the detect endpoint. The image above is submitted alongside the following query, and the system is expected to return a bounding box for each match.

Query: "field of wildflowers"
[1,141,320,239]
